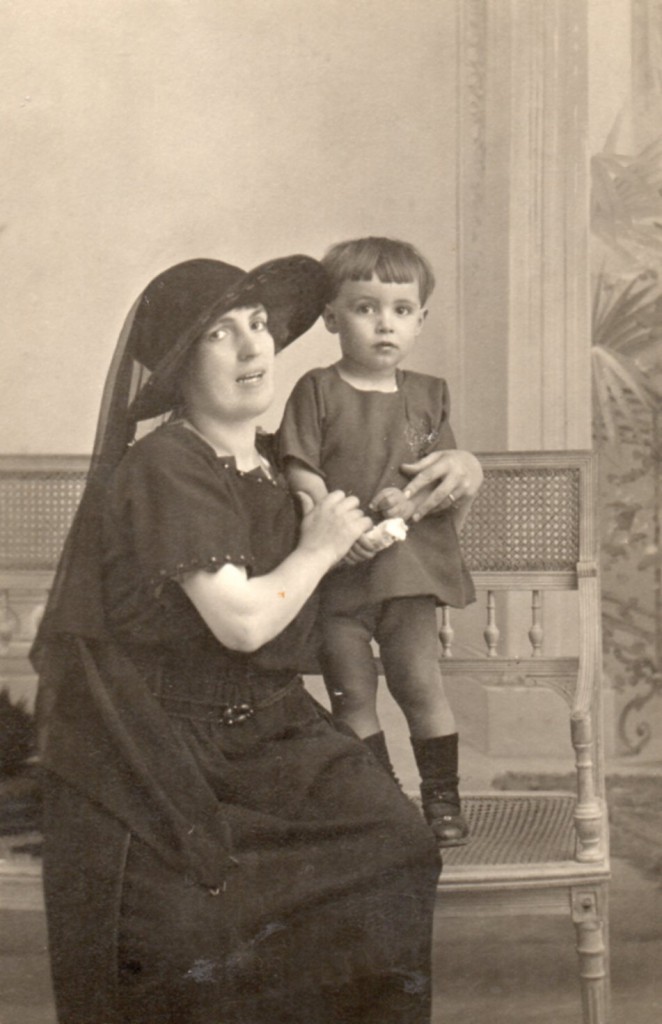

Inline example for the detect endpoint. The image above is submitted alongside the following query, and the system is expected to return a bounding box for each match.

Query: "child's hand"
[339,534,382,566]
[339,518,408,566]
[369,486,417,522]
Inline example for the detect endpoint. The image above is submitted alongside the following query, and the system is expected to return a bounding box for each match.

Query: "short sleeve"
[428,378,457,453]
[110,430,253,589]
[278,372,325,475]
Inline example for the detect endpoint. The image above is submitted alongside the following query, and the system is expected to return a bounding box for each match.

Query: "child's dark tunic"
[278,366,475,614]
[40,423,440,1024]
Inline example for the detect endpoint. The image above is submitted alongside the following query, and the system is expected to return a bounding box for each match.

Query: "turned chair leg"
[572,887,610,1024]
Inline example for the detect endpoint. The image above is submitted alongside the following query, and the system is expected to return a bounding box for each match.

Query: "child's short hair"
[322,237,436,305]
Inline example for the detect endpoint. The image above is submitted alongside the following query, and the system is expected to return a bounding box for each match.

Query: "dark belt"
[154,674,303,726]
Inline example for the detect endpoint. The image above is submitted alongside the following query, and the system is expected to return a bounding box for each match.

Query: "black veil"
[29,256,329,890]
[32,253,329,662]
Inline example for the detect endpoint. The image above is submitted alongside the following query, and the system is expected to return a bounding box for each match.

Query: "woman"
[32,254,480,1024]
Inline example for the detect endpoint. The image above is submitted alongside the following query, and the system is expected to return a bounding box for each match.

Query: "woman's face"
[183,304,276,422]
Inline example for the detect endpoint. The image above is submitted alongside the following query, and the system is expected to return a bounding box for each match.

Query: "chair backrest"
[0,455,88,573]
[0,456,88,682]
[439,450,605,864]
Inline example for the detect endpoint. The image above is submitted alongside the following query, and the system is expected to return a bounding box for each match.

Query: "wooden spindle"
[484,590,499,656]
[439,606,454,657]
[529,588,543,656]
[0,590,19,655]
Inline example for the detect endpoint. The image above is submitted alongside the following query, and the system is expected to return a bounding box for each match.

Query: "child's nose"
[377,309,394,332]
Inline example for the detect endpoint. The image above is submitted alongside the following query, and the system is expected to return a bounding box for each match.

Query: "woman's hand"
[297,490,373,566]
[400,450,483,526]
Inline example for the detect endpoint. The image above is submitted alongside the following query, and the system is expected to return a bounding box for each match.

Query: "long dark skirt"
[42,690,440,1024]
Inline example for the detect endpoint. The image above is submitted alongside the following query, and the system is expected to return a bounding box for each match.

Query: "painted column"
[455,0,591,452]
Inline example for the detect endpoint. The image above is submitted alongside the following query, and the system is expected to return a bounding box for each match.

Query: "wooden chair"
[0,456,89,910]
[437,450,610,1024]
[0,451,610,1022]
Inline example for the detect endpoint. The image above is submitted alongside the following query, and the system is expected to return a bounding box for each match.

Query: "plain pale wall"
[0,0,464,454]
[0,0,633,455]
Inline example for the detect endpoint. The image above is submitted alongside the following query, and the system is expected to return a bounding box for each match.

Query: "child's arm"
[284,458,329,506]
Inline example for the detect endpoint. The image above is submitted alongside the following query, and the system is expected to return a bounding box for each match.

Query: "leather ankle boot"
[410,734,470,847]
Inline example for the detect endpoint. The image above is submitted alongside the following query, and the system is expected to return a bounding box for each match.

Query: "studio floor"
[2,721,661,1024]
[1,855,661,1024]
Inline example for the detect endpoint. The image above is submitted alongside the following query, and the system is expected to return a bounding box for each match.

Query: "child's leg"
[320,607,400,785]
[320,606,381,738]
[375,597,470,847]
[374,596,453,739]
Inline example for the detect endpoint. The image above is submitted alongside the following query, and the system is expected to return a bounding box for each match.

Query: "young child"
[279,236,475,847]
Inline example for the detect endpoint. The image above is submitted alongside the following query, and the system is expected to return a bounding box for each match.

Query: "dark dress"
[39,423,441,1024]
[278,366,475,614]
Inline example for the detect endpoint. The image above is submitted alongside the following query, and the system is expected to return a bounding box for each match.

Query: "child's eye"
[355,303,375,314]
[396,305,414,316]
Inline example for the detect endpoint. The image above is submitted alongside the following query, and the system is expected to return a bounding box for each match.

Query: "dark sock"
[362,731,401,786]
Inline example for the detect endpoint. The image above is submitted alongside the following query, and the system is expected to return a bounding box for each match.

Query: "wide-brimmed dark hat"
[127,255,328,422]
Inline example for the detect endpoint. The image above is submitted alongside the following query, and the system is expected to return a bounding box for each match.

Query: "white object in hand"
[362,517,408,552]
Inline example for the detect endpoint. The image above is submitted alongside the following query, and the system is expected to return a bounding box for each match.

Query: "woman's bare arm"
[180,491,371,651]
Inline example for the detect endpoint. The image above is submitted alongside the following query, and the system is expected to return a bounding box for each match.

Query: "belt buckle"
[220,702,255,726]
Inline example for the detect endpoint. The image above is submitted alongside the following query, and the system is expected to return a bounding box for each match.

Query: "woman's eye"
[208,327,228,341]
[251,318,268,331]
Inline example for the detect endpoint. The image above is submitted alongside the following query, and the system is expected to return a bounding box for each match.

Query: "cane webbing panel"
[0,457,583,575]
[461,467,580,572]
[442,793,576,866]
[0,471,86,570]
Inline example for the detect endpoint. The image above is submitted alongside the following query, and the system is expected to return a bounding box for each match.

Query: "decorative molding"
[456,0,488,257]
[507,0,590,450]
[454,0,490,444]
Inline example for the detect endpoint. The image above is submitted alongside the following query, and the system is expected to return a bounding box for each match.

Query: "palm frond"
[591,147,662,271]
[592,346,658,409]
[592,276,660,353]
[592,345,661,444]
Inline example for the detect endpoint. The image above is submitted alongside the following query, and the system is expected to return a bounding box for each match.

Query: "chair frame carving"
[437,451,610,1024]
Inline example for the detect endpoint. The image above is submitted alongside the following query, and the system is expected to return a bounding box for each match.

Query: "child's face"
[323,275,427,379]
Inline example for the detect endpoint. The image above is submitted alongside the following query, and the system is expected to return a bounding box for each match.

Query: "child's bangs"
[342,251,414,288]
[323,237,435,303]
[371,251,420,287]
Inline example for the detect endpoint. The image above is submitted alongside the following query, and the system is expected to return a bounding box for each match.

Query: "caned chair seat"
[444,792,576,868]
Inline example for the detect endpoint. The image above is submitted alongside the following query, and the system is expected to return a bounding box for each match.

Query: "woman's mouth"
[236,370,265,386]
